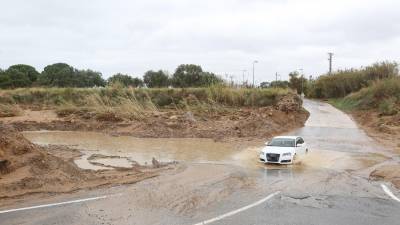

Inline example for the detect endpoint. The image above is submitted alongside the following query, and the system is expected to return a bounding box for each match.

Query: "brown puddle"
[22,131,259,170]
[22,130,388,172]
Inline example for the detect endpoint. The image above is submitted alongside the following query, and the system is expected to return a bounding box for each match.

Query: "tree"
[260,82,270,88]
[38,63,76,87]
[38,63,106,87]
[76,69,106,87]
[270,80,289,88]
[172,64,203,87]
[143,70,169,88]
[7,64,39,83]
[0,64,40,88]
[108,73,143,87]
[199,72,223,86]
[0,69,11,89]
[172,64,222,87]
[288,71,307,94]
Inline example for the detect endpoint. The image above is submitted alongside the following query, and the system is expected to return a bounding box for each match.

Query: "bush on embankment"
[307,62,398,98]
[330,77,400,115]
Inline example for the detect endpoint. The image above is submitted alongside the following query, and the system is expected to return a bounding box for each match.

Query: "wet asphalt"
[1,99,400,225]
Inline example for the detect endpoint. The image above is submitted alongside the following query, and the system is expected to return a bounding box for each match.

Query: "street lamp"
[252,60,258,88]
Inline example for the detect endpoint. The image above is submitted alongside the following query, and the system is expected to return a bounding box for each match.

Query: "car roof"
[272,136,300,139]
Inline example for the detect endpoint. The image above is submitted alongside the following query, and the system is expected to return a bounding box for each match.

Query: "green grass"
[328,98,359,111]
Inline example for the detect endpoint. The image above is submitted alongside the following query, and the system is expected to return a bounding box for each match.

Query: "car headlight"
[282,152,291,157]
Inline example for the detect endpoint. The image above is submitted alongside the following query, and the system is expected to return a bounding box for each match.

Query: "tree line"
[0,63,223,89]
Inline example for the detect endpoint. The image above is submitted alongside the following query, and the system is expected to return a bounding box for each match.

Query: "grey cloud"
[1,0,399,83]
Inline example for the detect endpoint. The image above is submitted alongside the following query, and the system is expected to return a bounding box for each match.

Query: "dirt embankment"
[347,111,400,189]
[350,110,400,153]
[0,125,170,202]
[0,94,309,140]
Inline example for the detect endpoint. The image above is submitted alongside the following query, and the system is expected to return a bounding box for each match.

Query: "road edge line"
[381,184,400,203]
[192,191,280,225]
[0,194,116,214]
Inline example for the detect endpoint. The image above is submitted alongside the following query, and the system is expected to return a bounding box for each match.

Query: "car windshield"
[267,138,295,147]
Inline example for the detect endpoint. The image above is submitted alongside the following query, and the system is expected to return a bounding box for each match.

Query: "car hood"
[261,146,295,154]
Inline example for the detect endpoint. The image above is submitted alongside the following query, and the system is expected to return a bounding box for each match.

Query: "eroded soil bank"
[0,125,172,201]
[333,109,400,189]
[2,106,309,141]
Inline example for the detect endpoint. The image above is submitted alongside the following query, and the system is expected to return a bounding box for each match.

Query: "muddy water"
[23,131,261,169]
[22,100,388,172]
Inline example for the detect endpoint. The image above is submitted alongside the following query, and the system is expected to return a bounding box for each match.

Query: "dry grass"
[0,104,23,117]
[0,86,291,121]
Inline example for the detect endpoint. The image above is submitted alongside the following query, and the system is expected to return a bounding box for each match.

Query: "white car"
[259,136,308,164]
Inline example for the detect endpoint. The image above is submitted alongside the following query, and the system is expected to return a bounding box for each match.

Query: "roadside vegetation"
[329,77,400,115]
[0,86,290,121]
[307,62,398,99]
[0,103,22,117]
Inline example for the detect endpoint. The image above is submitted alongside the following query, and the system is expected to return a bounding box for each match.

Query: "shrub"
[331,77,400,113]
[308,62,398,98]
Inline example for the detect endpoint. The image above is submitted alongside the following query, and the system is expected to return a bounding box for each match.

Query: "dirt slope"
[0,125,167,201]
[1,94,309,140]
[342,111,400,189]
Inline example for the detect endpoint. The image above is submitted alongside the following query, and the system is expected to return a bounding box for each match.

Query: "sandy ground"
[350,110,400,153]
[347,110,400,189]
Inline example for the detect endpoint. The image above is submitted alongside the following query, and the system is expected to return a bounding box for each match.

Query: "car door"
[295,137,306,154]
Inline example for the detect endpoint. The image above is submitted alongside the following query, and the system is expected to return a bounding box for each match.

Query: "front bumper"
[259,153,292,164]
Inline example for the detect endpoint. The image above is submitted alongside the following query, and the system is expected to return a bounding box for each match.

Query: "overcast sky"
[1,0,400,83]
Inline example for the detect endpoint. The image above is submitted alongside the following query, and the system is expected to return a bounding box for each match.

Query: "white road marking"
[0,194,120,214]
[381,184,400,203]
[192,191,280,225]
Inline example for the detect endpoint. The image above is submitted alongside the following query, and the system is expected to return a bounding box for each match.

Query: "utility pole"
[275,72,278,88]
[328,52,333,74]
[229,75,234,87]
[252,60,258,88]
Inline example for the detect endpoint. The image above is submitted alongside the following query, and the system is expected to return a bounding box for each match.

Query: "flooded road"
[2,99,400,225]
[23,131,260,169]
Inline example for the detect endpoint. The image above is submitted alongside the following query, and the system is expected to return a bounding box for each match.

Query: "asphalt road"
[1,99,400,225]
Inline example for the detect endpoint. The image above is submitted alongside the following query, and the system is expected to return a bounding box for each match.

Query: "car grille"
[266,153,280,162]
